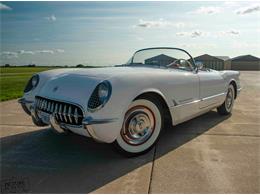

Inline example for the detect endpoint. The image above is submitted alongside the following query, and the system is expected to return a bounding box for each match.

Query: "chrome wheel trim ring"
[225,87,234,111]
[121,106,155,146]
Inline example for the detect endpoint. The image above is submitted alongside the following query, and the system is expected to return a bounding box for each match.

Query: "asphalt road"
[0,71,259,193]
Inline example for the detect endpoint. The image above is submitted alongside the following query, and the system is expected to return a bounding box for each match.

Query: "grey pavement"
[0,71,259,193]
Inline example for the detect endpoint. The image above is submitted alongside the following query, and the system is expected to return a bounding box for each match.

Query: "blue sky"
[1,1,260,66]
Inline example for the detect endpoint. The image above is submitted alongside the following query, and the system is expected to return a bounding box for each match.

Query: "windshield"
[127,48,195,71]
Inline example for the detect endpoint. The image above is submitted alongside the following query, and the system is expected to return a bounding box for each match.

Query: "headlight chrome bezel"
[24,74,40,93]
[87,80,112,112]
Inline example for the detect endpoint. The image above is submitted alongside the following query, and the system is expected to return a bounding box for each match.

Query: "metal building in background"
[231,55,260,70]
[193,54,230,70]
[145,54,176,66]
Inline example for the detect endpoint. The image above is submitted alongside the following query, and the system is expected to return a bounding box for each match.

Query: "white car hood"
[37,66,183,109]
[41,66,174,80]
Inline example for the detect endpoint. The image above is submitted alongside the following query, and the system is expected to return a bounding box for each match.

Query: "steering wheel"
[167,59,183,68]
[167,59,192,70]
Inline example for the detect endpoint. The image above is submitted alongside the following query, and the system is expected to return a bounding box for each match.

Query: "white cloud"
[1,49,65,58]
[235,4,260,15]
[36,50,55,54]
[45,15,57,21]
[0,52,18,58]
[176,30,205,38]
[55,49,65,53]
[135,19,193,29]
[191,6,221,15]
[18,50,35,55]
[228,30,239,35]
[177,29,240,38]
[191,30,203,38]
[31,49,64,54]
[176,32,187,36]
[136,19,171,28]
[0,3,12,10]
[219,29,240,36]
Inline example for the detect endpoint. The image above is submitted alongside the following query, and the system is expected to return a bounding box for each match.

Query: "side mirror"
[195,61,204,70]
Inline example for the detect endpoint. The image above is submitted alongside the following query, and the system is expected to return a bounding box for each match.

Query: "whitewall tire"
[217,84,235,115]
[114,98,164,156]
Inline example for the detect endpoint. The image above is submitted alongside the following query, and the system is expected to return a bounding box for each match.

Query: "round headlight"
[31,75,39,87]
[87,81,112,112]
[98,83,109,102]
[24,74,39,93]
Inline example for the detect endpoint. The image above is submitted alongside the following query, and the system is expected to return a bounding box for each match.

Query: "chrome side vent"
[35,96,83,125]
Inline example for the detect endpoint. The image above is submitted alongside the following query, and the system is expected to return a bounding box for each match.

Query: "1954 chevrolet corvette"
[19,47,241,156]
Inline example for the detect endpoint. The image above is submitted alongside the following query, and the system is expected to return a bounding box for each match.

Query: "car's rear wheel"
[217,84,235,115]
[114,97,164,156]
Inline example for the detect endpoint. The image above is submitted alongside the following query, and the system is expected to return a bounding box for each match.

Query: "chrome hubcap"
[121,106,155,145]
[226,88,233,110]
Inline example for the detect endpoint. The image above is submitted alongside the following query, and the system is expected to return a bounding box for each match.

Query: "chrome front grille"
[35,96,83,125]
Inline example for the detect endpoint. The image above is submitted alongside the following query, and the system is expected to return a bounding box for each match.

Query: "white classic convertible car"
[19,47,241,156]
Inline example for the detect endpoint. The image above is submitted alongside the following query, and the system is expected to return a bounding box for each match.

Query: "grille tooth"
[42,100,44,109]
[43,100,46,111]
[74,108,78,124]
[39,99,43,109]
[58,104,63,122]
[44,100,48,111]
[68,106,72,123]
[54,103,58,119]
[51,102,54,113]
[47,102,50,112]
[63,105,67,122]
[57,104,61,121]
[54,103,58,113]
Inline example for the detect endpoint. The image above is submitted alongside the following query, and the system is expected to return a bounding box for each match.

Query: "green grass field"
[0,67,55,101]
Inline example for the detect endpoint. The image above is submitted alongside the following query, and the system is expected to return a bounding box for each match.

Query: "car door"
[197,69,226,109]
[166,61,200,124]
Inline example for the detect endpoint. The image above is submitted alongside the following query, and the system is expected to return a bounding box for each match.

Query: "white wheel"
[217,84,235,115]
[114,98,163,156]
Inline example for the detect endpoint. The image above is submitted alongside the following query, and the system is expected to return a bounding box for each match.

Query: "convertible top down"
[19,47,241,156]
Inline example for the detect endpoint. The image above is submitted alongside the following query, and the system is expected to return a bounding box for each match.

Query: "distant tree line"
[0,64,104,68]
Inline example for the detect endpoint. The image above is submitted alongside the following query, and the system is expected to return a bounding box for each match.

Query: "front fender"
[87,79,174,142]
[219,70,241,94]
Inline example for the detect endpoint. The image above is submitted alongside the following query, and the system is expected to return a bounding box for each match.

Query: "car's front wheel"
[217,84,235,115]
[114,97,164,156]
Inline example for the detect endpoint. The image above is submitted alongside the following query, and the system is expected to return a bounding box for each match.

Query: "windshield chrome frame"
[129,47,197,72]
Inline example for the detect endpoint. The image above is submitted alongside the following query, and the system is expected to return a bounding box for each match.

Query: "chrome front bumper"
[18,98,33,116]
[18,98,118,142]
